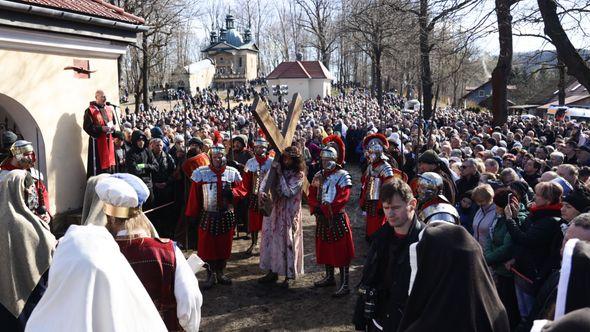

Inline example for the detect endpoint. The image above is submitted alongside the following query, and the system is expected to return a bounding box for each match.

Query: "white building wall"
[267,78,310,101]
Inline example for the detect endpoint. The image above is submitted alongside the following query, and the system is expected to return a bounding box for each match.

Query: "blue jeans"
[515,280,535,320]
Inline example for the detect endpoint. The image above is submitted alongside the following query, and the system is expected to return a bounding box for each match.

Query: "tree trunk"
[558,60,566,106]
[538,0,590,94]
[419,0,433,119]
[142,32,149,113]
[491,0,513,126]
[373,47,383,106]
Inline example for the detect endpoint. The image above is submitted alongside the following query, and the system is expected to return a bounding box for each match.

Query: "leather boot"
[258,271,278,284]
[201,265,216,290]
[216,261,232,285]
[332,266,350,297]
[314,265,335,287]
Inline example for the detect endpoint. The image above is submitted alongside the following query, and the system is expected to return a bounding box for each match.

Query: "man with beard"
[257,146,305,288]
[83,89,116,177]
[353,178,425,331]
[308,135,355,297]
[242,133,273,255]
[0,140,51,222]
[185,144,247,289]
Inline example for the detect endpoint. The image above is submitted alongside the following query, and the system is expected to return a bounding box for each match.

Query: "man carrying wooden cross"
[250,95,305,288]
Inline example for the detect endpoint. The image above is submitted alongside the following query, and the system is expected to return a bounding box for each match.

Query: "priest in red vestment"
[83,90,116,178]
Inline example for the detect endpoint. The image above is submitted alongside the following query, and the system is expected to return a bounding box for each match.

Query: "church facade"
[202,14,259,89]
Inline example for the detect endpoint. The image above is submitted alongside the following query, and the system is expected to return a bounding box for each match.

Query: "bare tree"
[344,0,402,105]
[491,0,516,125]
[295,0,338,68]
[537,0,590,94]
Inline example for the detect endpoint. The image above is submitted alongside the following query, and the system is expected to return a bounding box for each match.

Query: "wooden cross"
[251,93,309,201]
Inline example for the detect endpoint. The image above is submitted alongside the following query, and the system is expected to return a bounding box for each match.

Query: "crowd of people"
[1,85,590,331]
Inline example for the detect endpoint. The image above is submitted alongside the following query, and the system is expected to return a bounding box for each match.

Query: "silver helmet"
[415,172,443,203]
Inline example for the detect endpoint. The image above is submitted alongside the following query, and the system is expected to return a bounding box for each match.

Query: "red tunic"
[242,155,269,233]
[0,160,50,215]
[359,161,403,237]
[117,237,179,331]
[87,103,115,170]
[308,171,355,267]
[185,165,247,261]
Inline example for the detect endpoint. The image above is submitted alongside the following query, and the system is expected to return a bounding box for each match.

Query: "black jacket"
[505,204,563,289]
[353,217,425,331]
[152,151,175,184]
[125,131,158,188]
[456,173,480,195]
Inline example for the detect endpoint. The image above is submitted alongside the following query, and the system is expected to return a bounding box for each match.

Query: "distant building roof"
[183,59,215,74]
[538,94,590,110]
[461,80,516,100]
[16,0,145,24]
[267,61,332,80]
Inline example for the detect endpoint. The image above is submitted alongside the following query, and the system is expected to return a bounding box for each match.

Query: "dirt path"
[197,165,368,331]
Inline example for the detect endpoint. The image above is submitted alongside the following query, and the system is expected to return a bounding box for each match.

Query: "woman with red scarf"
[504,181,564,324]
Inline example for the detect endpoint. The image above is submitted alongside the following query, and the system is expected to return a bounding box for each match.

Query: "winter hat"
[563,186,590,213]
[418,150,441,165]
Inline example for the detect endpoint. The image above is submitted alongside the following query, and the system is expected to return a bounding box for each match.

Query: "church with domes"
[202,14,259,89]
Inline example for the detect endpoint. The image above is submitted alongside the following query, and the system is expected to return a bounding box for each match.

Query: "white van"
[547,106,590,122]
[403,99,421,114]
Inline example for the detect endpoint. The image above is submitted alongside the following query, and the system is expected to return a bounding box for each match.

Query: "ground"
[196,165,369,331]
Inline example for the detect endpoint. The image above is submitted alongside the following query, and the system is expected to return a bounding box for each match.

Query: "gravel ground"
[196,165,369,331]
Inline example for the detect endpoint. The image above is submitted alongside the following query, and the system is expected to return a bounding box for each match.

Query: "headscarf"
[400,222,509,332]
[25,225,167,332]
[81,174,159,237]
[0,170,56,317]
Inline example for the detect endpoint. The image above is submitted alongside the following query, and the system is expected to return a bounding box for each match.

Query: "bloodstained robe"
[185,165,246,261]
[83,102,115,176]
[308,167,355,267]
[242,155,273,233]
[259,169,304,279]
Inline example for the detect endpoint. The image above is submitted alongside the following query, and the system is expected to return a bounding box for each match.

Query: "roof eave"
[0,0,148,32]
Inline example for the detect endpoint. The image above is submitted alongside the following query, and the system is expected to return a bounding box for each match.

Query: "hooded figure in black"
[553,239,590,320]
[530,308,590,332]
[125,130,158,206]
[397,222,509,332]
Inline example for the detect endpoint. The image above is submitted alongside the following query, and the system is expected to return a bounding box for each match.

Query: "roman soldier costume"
[360,134,407,238]
[0,140,50,220]
[415,172,459,224]
[308,135,355,297]
[185,143,247,289]
[242,132,273,254]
